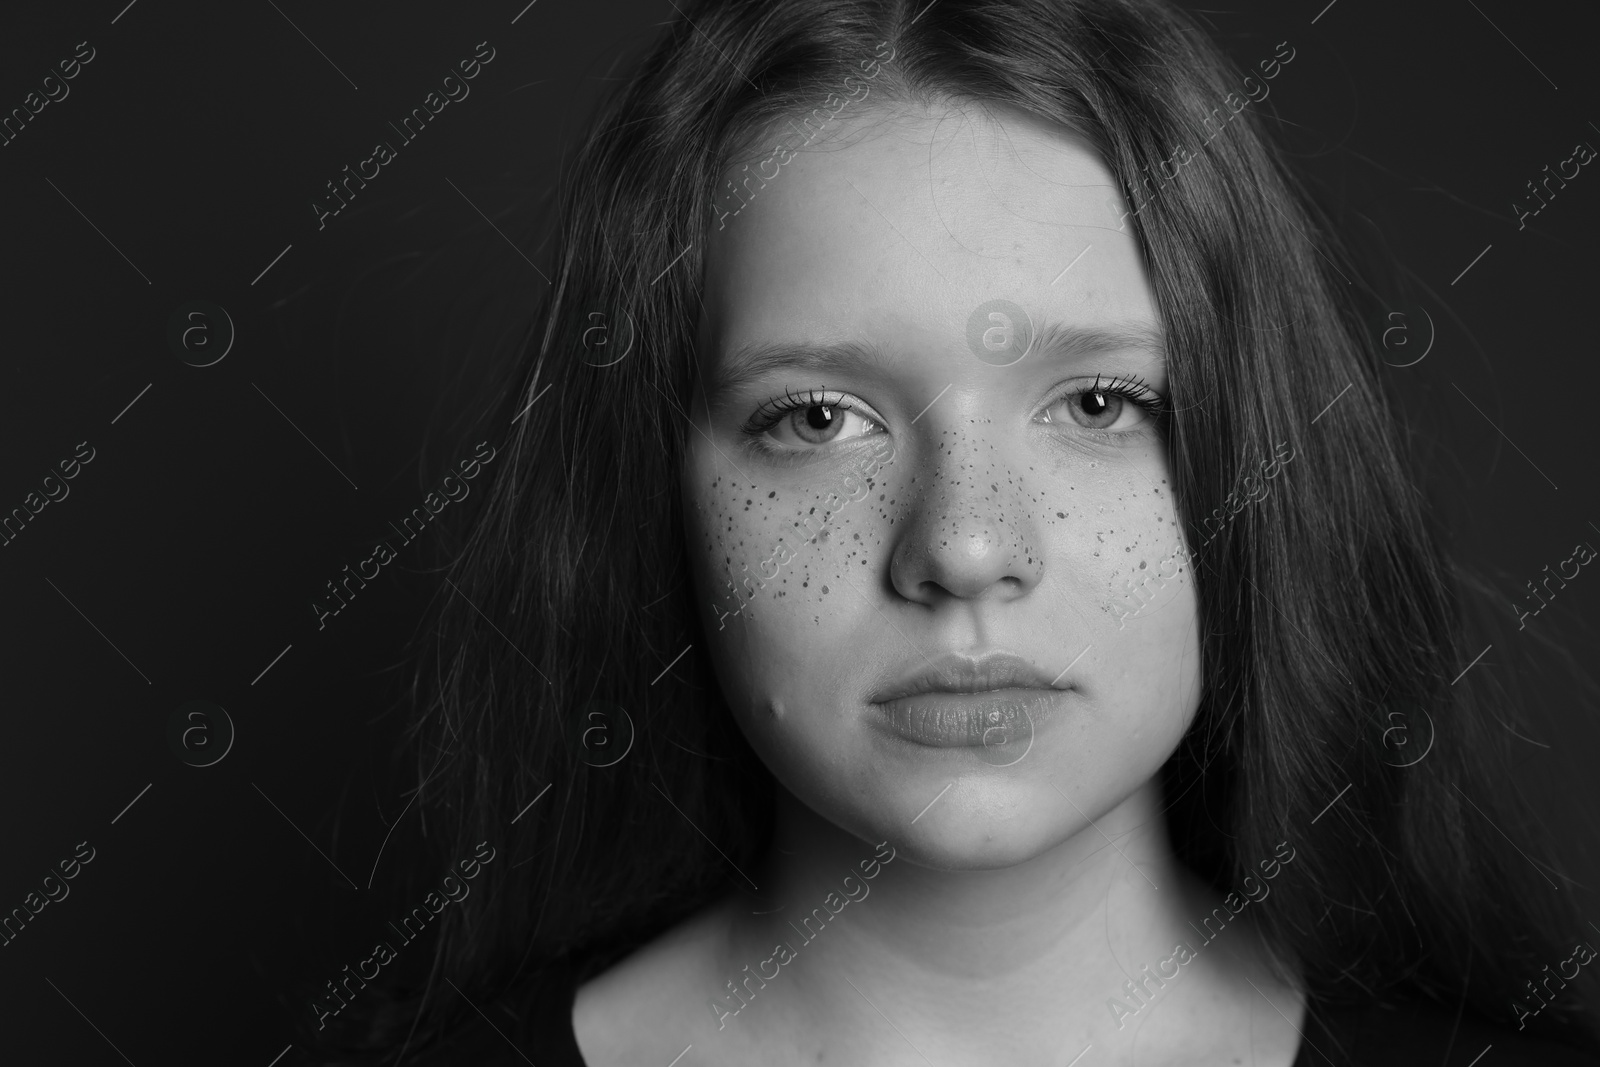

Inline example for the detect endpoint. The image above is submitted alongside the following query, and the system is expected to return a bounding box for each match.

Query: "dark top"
[413,961,1600,1066]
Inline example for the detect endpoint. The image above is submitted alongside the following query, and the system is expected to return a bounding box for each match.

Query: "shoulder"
[391,898,748,1067]
[1299,995,1600,1066]
[573,897,746,1067]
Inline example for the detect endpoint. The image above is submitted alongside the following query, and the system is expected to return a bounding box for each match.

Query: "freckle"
[1056,512,1065,518]
[821,585,830,594]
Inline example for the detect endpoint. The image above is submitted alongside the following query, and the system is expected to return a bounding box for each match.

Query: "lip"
[873,650,1067,702]
[870,651,1073,750]
[876,689,1062,749]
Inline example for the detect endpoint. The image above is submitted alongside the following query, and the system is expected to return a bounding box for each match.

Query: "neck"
[713,777,1282,1060]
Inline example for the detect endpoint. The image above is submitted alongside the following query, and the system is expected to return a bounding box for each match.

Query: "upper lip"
[873,651,1067,702]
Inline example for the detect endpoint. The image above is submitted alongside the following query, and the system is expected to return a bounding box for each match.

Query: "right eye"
[745,389,885,452]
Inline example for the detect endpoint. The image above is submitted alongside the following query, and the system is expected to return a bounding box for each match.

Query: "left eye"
[1041,381,1158,431]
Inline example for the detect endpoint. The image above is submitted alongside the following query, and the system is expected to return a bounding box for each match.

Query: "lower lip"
[872,688,1065,749]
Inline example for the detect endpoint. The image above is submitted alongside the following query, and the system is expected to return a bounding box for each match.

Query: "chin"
[881,771,1113,870]
[887,817,1071,872]
[767,741,1103,871]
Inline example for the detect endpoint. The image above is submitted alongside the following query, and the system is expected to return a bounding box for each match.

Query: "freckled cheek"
[1052,489,1201,729]
[795,509,881,583]
[686,455,900,606]
[797,461,903,579]
[683,476,898,738]
[1066,491,1191,627]
[683,467,764,596]
[748,509,892,624]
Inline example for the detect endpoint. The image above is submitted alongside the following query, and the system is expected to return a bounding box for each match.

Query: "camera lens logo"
[167,700,235,767]
[578,700,635,767]
[168,302,235,368]
[1377,699,1434,768]
[1379,304,1434,368]
[975,699,1035,767]
[966,300,1035,367]
[579,310,636,368]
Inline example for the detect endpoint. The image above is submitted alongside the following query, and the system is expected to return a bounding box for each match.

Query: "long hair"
[312,0,1600,1059]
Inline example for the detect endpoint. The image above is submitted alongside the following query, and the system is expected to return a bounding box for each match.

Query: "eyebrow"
[707,319,1166,397]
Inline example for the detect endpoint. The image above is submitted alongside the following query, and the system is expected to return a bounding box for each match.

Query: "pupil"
[1081,391,1109,416]
[806,405,835,430]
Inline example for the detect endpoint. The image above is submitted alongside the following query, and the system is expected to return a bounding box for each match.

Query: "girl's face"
[684,100,1202,869]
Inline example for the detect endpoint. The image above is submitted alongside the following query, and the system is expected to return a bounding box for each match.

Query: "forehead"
[698,99,1156,367]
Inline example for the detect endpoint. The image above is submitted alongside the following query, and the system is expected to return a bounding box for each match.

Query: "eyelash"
[738,387,879,461]
[1049,373,1171,429]
[743,387,877,436]
[740,375,1170,451]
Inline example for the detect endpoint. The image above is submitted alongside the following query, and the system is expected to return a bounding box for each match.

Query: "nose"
[887,425,1045,605]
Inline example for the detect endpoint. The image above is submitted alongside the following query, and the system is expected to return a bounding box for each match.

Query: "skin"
[573,99,1305,1066]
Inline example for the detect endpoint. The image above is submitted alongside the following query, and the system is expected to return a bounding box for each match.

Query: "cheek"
[682,449,898,712]
[1067,467,1192,627]
[1040,461,1201,741]
[687,451,894,609]
[683,453,909,828]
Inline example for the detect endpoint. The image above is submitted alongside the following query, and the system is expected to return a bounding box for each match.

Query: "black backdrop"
[1,0,1596,1063]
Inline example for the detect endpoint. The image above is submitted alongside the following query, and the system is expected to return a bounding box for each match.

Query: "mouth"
[869,651,1074,751]
[875,689,1059,750]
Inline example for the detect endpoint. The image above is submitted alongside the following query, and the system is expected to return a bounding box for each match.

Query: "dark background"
[0,0,1596,1063]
